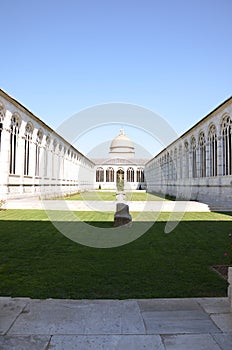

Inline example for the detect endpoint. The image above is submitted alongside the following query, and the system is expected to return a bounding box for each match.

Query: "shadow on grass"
[0,218,230,299]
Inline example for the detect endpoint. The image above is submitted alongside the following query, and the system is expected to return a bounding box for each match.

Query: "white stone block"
[228,267,232,310]
[228,267,232,284]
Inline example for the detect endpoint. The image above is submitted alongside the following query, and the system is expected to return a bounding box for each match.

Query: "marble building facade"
[93,157,146,191]
[92,129,146,190]
[145,96,232,204]
[0,89,94,199]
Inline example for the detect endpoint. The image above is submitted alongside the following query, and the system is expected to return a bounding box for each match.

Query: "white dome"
[109,129,135,158]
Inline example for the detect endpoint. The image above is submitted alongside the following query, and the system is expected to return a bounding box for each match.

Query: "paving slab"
[137,298,202,312]
[0,298,29,335]
[162,334,222,350]
[197,297,231,314]
[1,296,231,348]
[48,335,165,350]
[212,333,232,350]
[8,299,145,335]
[0,335,50,350]
[142,310,210,320]
[142,310,220,334]
[210,313,232,333]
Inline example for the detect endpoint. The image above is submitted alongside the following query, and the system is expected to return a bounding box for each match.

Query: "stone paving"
[5,197,210,212]
[0,297,231,349]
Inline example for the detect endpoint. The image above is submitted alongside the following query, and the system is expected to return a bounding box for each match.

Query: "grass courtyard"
[0,209,230,299]
[62,191,166,201]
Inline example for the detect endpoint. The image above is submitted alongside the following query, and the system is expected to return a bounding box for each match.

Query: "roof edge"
[146,95,232,165]
[0,88,94,165]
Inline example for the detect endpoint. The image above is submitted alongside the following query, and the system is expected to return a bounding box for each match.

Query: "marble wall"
[0,90,94,199]
[145,97,232,204]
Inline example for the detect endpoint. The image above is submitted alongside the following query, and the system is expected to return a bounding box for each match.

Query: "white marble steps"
[206,201,232,212]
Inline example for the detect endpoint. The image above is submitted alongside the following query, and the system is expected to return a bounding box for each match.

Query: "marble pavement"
[0,297,231,349]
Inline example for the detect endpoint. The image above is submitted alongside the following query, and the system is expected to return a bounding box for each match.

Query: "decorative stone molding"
[228,267,232,311]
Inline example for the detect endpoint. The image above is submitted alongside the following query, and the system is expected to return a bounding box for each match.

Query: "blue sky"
[1,0,231,157]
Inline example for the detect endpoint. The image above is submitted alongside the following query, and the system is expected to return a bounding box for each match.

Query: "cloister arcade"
[0,88,232,204]
[145,96,232,203]
[0,90,94,198]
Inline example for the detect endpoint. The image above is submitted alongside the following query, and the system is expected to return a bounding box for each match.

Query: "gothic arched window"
[199,132,206,177]
[24,122,33,176]
[208,124,217,177]
[35,129,43,176]
[0,102,5,152]
[136,167,144,182]
[173,148,177,180]
[44,135,50,177]
[167,153,170,180]
[106,167,114,182]
[96,167,104,182]
[191,137,197,178]
[184,141,189,178]
[10,114,21,174]
[127,167,134,182]
[221,115,232,176]
[51,139,58,178]
[179,145,182,179]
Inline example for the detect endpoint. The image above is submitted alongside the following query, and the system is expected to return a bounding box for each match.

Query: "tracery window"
[221,115,232,176]
[184,141,189,178]
[179,145,182,179]
[199,132,206,177]
[106,167,114,182]
[58,144,63,179]
[136,167,144,182]
[191,137,197,178]
[127,167,134,182]
[167,153,170,180]
[10,115,20,174]
[44,135,50,177]
[173,148,177,180]
[35,129,43,176]
[208,124,217,177]
[52,139,57,178]
[164,154,167,179]
[160,156,164,180]
[24,122,33,176]
[0,102,5,152]
[96,167,104,182]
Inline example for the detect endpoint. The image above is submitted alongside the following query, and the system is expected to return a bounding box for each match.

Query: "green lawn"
[0,210,230,299]
[64,191,116,201]
[126,192,167,201]
[62,191,166,201]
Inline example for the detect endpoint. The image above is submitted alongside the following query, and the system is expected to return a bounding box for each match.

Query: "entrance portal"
[116,169,124,191]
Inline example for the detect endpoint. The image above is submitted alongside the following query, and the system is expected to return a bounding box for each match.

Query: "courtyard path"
[0,297,231,349]
[5,198,210,212]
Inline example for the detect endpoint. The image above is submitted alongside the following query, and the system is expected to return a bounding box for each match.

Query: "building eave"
[0,88,95,166]
[146,95,232,165]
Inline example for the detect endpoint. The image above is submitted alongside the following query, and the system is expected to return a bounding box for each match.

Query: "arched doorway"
[116,168,124,191]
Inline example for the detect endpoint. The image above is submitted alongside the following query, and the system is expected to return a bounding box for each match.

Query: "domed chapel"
[92,128,146,190]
